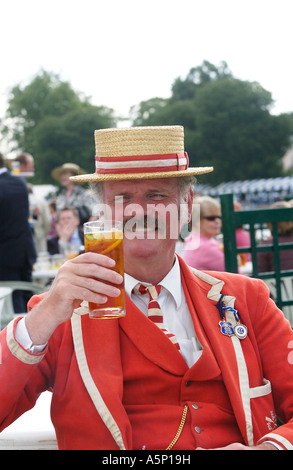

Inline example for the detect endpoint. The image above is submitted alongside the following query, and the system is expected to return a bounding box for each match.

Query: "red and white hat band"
[95,152,189,175]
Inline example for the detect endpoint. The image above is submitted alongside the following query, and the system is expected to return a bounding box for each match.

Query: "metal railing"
[221,193,293,317]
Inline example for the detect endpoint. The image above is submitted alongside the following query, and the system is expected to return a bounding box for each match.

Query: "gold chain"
[165,405,188,450]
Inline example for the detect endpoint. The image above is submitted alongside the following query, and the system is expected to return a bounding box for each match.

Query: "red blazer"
[1,257,293,449]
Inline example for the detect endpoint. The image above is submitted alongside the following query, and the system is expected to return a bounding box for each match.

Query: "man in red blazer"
[1,126,293,450]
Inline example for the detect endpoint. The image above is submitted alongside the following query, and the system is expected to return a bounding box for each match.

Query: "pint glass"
[84,220,125,319]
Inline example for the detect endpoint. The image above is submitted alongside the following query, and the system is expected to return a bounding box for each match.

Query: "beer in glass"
[84,220,125,319]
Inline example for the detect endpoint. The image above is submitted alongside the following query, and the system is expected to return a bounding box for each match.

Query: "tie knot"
[133,283,162,301]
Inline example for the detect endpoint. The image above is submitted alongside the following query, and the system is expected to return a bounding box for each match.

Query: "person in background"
[258,200,293,273]
[233,200,251,264]
[28,184,52,253]
[52,163,95,225]
[182,195,225,271]
[0,153,37,312]
[47,199,58,238]
[14,153,52,254]
[47,206,84,257]
[14,152,35,177]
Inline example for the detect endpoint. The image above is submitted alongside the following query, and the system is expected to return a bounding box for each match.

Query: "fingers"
[76,277,121,301]
[71,251,115,265]
[62,252,123,285]
[52,252,123,303]
[70,251,117,272]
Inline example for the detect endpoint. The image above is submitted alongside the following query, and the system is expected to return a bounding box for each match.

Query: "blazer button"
[185,381,191,387]
[195,426,201,434]
[192,403,199,410]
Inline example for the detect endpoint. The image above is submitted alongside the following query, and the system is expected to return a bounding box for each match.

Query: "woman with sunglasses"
[182,195,225,271]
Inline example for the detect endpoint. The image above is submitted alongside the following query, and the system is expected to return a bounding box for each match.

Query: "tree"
[171,60,232,101]
[34,105,114,183]
[189,78,289,184]
[1,71,117,184]
[129,98,168,127]
[130,61,291,185]
[130,98,196,130]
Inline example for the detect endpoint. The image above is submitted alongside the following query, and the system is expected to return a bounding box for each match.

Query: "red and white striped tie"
[133,283,180,350]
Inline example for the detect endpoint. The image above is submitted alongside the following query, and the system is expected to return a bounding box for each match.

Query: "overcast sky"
[1,0,292,123]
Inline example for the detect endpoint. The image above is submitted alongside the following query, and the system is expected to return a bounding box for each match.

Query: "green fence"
[220,193,293,320]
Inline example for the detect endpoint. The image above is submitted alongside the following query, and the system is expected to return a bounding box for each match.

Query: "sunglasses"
[203,215,222,222]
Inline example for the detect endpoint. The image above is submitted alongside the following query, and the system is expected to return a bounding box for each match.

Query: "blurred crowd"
[179,194,293,275]
[0,152,96,312]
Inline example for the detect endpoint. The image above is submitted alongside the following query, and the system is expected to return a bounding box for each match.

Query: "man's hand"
[25,252,123,345]
[57,222,76,242]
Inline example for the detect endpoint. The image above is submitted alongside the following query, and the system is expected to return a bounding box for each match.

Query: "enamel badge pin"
[219,321,235,337]
[216,294,248,340]
[233,323,248,340]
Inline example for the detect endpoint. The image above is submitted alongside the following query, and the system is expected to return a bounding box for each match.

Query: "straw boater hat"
[70,126,213,182]
[52,162,86,181]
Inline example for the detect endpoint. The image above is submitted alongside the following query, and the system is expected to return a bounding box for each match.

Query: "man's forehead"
[103,177,177,194]
[59,211,75,218]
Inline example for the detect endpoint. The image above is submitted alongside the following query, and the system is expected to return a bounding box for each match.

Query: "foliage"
[1,70,117,184]
[130,61,291,185]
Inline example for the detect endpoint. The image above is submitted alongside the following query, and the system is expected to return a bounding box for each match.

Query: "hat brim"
[70,166,213,183]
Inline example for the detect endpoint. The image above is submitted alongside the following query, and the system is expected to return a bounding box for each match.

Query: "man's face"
[102,178,187,271]
[21,154,35,173]
[60,171,73,187]
[58,210,79,230]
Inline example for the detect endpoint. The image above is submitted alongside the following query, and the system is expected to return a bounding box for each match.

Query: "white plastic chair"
[0,282,45,329]
[0,287,14,330]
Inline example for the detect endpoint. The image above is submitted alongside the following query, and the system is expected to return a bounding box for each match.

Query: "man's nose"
[124,202,146,218]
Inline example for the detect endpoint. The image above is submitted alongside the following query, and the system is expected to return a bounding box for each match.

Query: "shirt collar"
[124,255,182,309]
